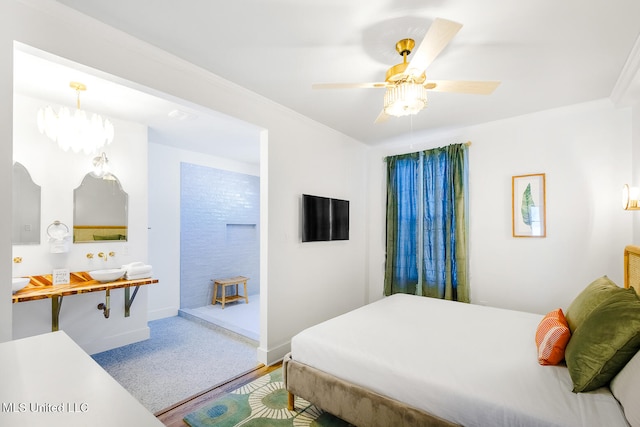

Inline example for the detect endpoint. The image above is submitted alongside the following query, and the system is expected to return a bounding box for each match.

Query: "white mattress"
[290,294,629,427]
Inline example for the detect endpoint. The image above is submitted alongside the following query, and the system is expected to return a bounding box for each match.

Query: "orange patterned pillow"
[535,308,571,365]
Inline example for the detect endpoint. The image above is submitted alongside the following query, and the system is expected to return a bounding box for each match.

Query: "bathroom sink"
[88,268,126,283]
[12,277,30,293]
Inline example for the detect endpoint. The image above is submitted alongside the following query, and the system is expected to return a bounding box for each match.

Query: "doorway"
[177,162,260,342]
[12,44,266,409]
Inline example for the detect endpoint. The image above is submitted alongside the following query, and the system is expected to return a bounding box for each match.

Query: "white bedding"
[290,294,629,427]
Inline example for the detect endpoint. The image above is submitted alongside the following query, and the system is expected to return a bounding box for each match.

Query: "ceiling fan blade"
[426,80,500,95]
[374,110,390,124]
[312,82,388,90]
[406,18,463,77]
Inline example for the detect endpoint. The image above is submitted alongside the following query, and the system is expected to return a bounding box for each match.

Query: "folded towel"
[126,271,153,280]
[122,262,146,269]
[123,264,152,276]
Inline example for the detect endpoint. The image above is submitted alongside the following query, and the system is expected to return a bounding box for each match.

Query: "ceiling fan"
[312,18,500,123]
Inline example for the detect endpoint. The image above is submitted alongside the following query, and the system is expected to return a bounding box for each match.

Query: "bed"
[284,245,640,426]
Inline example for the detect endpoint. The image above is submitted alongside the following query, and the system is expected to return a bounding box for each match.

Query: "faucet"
[97,251,115,261]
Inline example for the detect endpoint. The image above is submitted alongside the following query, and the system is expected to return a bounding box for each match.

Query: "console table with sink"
[12,271,158,331]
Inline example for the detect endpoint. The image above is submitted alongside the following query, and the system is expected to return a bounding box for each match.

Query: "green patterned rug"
[183,368,351,426]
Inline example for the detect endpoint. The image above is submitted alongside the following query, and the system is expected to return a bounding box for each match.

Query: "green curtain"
[384,153,420,296]
[384,144,469,302]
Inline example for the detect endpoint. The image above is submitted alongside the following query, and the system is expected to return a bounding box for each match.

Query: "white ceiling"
[13,45,263,164]
[18,1,640,155]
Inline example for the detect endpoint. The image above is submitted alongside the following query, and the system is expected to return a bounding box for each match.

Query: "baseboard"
[84,326,150,355]
[257,340,290,365]
[147,306,179,321]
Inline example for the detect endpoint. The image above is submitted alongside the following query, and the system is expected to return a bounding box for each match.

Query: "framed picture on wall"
[512,173,546,237]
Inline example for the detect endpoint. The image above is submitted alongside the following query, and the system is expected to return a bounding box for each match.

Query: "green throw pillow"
[565,288,640,392]
[565,276,624,332]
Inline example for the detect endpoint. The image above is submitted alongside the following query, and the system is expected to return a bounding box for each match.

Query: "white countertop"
[0,331,163,426]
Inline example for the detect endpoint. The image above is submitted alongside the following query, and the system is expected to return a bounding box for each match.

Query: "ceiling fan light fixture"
[312,18,498,122]
[383,82,427,117]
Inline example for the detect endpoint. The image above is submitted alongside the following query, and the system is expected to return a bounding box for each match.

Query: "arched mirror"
[12,162,41,245]
[73,173,128,243]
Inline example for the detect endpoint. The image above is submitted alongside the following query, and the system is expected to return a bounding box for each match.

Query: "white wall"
[632,105,640,243]
[0,1,370,365]
[261,122,368,362]
[368,99,633,314]
[12,94,150,354]
[147,142,260,321]
[0,16,13,343]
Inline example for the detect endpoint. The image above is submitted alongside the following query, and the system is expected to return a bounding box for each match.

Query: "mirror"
[12,162,41,245]
[73,173,128,243]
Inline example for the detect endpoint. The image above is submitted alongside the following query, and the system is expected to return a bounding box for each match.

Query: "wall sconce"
[92,152,115,180]
[622,184,640,210]
[92,152,109,177]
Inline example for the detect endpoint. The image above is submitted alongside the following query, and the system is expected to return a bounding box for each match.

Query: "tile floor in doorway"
[179,293,260,342]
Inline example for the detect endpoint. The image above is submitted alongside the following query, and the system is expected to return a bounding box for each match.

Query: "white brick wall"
[180,162,260,308]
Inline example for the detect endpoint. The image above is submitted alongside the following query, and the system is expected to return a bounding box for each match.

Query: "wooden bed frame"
[284,245,640,427]
[624,244,640,295]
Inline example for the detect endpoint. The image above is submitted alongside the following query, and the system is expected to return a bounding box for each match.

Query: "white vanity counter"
[0,331,163,426]
[12,272,158,331]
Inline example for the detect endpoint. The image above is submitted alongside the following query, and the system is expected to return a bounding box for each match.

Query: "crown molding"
[611,32,640,107]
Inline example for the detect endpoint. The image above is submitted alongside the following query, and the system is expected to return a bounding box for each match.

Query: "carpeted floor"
[183,368,351,427]
[92,316,259,414]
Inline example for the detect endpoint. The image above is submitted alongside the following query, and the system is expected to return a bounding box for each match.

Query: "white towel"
[122,261,144,269]
[122,262,145,269]
[126,271,153,280]
[128,265,152,276]
[122,263,152,276]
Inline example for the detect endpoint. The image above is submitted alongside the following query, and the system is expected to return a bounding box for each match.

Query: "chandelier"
[37,81,114,155]
[383,81,428,117]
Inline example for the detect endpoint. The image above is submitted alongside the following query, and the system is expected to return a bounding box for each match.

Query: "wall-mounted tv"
[302,194,349,242]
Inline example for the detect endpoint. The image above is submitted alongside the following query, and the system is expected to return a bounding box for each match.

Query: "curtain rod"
[383,141,472,162]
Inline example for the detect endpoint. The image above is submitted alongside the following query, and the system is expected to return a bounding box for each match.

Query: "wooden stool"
[212,276,249,309]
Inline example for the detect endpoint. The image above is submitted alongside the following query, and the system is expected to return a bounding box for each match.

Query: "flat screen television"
[302,194,349,242]
[330,198,349,241]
